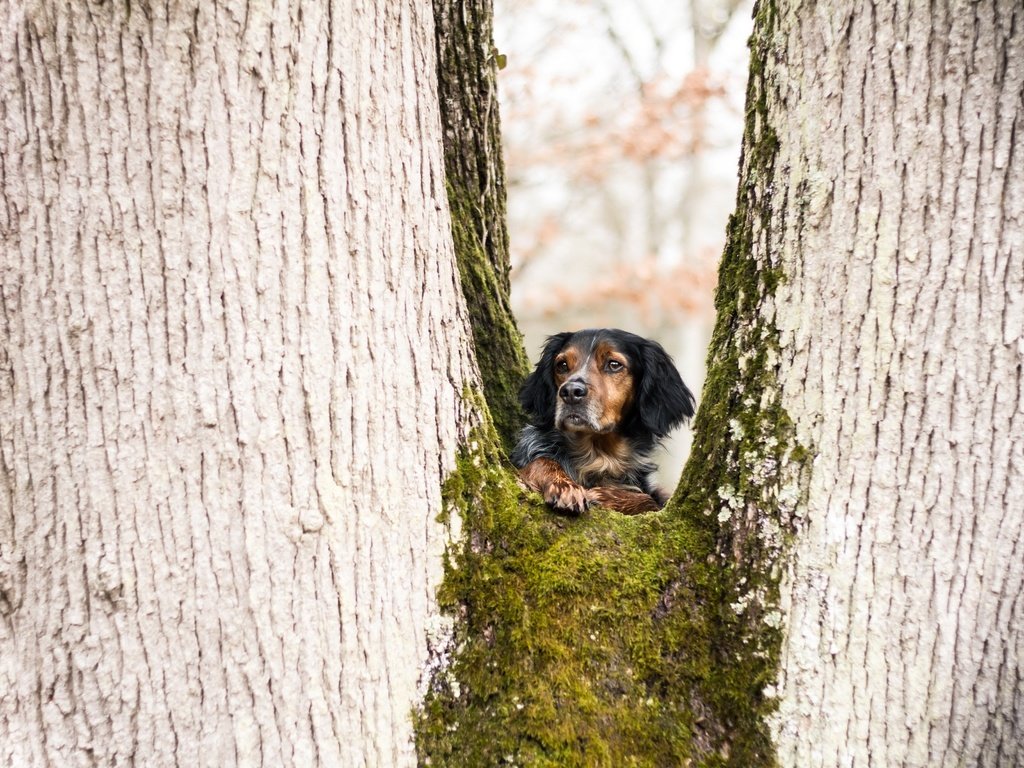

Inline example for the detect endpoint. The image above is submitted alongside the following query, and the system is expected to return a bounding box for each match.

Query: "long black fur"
[511,329,695,501]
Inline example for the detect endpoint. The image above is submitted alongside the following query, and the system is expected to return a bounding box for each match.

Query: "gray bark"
[0,1,477,765]
[763,2,1024,765]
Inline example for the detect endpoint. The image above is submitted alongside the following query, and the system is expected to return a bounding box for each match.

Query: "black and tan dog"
[512,329,695,515]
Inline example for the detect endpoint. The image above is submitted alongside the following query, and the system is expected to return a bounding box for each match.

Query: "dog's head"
[519,329,695,440]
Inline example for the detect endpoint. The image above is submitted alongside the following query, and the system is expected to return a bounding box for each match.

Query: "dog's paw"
[544,480,589,515]
[585,486,661,515]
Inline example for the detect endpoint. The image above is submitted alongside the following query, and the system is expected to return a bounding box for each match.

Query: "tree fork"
[416,3,798,766]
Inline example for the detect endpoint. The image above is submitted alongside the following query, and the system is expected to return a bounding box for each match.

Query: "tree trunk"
[433,0,530,454]
[761,2,1024,764]
[0,1,479,764]
[443,0,1019,762]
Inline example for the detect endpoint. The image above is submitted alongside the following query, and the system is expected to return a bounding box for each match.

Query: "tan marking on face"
[590,341,634,430]
[554,340,635,433]
[552,347,578,387]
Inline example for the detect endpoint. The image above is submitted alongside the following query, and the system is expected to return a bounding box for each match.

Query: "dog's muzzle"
[559,379,588,404]
[557,378,598,431]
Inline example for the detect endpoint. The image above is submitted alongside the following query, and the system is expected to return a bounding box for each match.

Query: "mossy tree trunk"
[418,0,793,763]
[433,0,530,454]
[422,2,1023,768]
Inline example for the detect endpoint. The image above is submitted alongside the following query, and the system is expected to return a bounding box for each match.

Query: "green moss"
[667,0,810,762]
[419,1,809,765]
[416,387,803,767]
[416,415,723,767]
[447,183,532,454]
[432,0,531,454]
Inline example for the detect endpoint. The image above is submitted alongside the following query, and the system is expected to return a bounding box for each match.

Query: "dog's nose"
[559,380,588,403]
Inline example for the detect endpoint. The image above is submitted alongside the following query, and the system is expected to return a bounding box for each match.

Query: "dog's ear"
[636,339,695,437]
[519,332,572,428]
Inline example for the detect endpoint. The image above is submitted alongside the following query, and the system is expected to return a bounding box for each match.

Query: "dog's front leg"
[518,457,588,515]
[585,487,661,515]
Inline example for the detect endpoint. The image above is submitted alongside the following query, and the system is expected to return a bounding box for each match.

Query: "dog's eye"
[606,359,624,372]
[555,360,569,373]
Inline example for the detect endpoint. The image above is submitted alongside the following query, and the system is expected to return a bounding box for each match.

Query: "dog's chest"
[569,436,636,486]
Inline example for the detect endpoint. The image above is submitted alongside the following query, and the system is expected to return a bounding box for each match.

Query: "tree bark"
[0,1,478,765]
[433,0,530,453]
[5,0,1020,765]
[723,1,1024,765]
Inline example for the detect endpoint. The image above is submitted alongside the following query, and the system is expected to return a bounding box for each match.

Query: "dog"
[511,329,695,515]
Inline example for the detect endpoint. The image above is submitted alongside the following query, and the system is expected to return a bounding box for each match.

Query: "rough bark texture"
[433,0,530,453]
[415,3,801,766]
[6,0,1018,765]
[0,1,478,765]
[755,2,1024,765]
